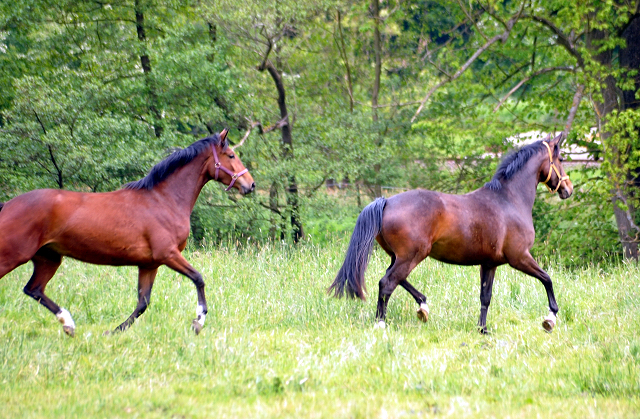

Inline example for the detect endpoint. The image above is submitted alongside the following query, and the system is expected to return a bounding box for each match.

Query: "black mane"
[124,134,226,190]
[484,140,558,191]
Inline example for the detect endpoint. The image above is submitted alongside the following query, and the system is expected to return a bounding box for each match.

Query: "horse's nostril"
[251,182,255,191]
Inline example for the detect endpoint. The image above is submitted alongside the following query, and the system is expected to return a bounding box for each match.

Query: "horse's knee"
[191,272,204,288]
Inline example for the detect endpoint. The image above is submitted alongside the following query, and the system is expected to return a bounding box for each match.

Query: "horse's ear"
[219,128,229,143]
[549,132,562,147]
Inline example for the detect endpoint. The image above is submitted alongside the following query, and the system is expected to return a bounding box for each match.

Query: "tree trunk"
[371,0,383,198]
[269,182,282,240]
[620,16,640,111]
[590,26,638,259]
[134,0,163,138]
[207,21,217,62]
[258,59,304,243]
[616,15,640,260]
[47,144,63,189]
[336,10,354,112]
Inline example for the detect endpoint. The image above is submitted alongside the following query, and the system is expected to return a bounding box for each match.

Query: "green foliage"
[602,109,640,215]
[0,0,637,259]
[531,168,621,265]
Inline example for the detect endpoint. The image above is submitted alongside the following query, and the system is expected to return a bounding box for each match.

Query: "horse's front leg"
[477,265,497,334]
[112,267,158,333]
[164,251,207,334]
[508,252,559,332]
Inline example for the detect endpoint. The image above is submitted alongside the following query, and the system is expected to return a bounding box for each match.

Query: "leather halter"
[541,141,570,194]
[211,144,248,191]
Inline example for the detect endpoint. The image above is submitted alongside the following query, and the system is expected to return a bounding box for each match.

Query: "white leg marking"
[56,308,75,328]
[374,320,386,329]
[196,304,206,327]
[419,303,429,313]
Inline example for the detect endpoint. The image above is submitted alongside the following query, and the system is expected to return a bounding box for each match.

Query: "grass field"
[1,239,639,418]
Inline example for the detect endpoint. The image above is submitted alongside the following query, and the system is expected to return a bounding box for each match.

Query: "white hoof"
[374,320,386,329]
[195,305,206,327]
[56,308,76,337]
[542,311,557,332]
[417,303,429,323]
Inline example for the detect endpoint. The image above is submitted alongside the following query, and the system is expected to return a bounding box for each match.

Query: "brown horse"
[329,134,573,333]
[0,129,254,336]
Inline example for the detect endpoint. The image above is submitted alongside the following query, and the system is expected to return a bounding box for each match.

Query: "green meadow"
[1,240,639,418]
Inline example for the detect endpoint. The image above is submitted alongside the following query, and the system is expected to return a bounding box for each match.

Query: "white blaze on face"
[56,308,76,329]
[196,304,206,327]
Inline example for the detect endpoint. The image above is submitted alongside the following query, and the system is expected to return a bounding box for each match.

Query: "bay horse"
[329,134,573,333]
[0,129,254,336]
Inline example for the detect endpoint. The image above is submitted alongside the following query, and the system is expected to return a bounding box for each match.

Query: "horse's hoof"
[416,303,429,323]
[63,326,75,337]
[191,319,203,335]
[542,312,557,333]
[478,327,489,335]
[374,320,386,329]
[542,318,555,333]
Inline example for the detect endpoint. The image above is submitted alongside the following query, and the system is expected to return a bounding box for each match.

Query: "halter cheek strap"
[542,141,570,194]
[211,144,249,191]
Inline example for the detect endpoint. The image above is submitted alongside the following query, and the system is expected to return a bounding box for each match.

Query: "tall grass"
[0,238,639,418]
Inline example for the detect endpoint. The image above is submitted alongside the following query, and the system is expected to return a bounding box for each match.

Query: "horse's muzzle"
[558,179,573,199]
[241,182,256,195]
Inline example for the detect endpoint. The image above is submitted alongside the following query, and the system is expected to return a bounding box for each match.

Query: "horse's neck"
[155,154,209,215]
[502,154,544,212]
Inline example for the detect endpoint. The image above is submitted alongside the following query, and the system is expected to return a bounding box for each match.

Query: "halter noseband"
[541,141,570,194]
[211,144,249,191]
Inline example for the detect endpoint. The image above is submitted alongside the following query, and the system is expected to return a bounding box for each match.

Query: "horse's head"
[540,134,573,199]
[209,129,255,195]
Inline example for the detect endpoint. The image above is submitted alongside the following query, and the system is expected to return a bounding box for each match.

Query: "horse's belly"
[52,243,152,266]
[430,240,505,266]
[47,230,154,266]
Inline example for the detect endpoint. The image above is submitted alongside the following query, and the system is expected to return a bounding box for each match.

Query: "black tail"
[328,197,387,300]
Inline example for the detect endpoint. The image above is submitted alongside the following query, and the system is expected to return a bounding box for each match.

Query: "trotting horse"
[0,129,254,336]
[329,134,573,333]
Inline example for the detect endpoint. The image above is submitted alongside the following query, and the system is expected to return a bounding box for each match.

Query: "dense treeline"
[0,0,638,263]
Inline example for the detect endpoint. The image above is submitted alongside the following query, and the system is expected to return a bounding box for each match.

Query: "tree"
[405,0,639,259]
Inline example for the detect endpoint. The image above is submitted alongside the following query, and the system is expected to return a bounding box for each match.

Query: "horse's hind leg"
[375,259,417,328]
[477,265,497,334]
[508,252,558,332]
[399,280,429,322]
[22,250,74,336]
[163,251,207,335]
[380,238,429,322]
[112,267,158,333]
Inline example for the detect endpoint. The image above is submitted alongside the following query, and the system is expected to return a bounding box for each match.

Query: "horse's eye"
[559,156,564,162]
[229,154,236,159]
